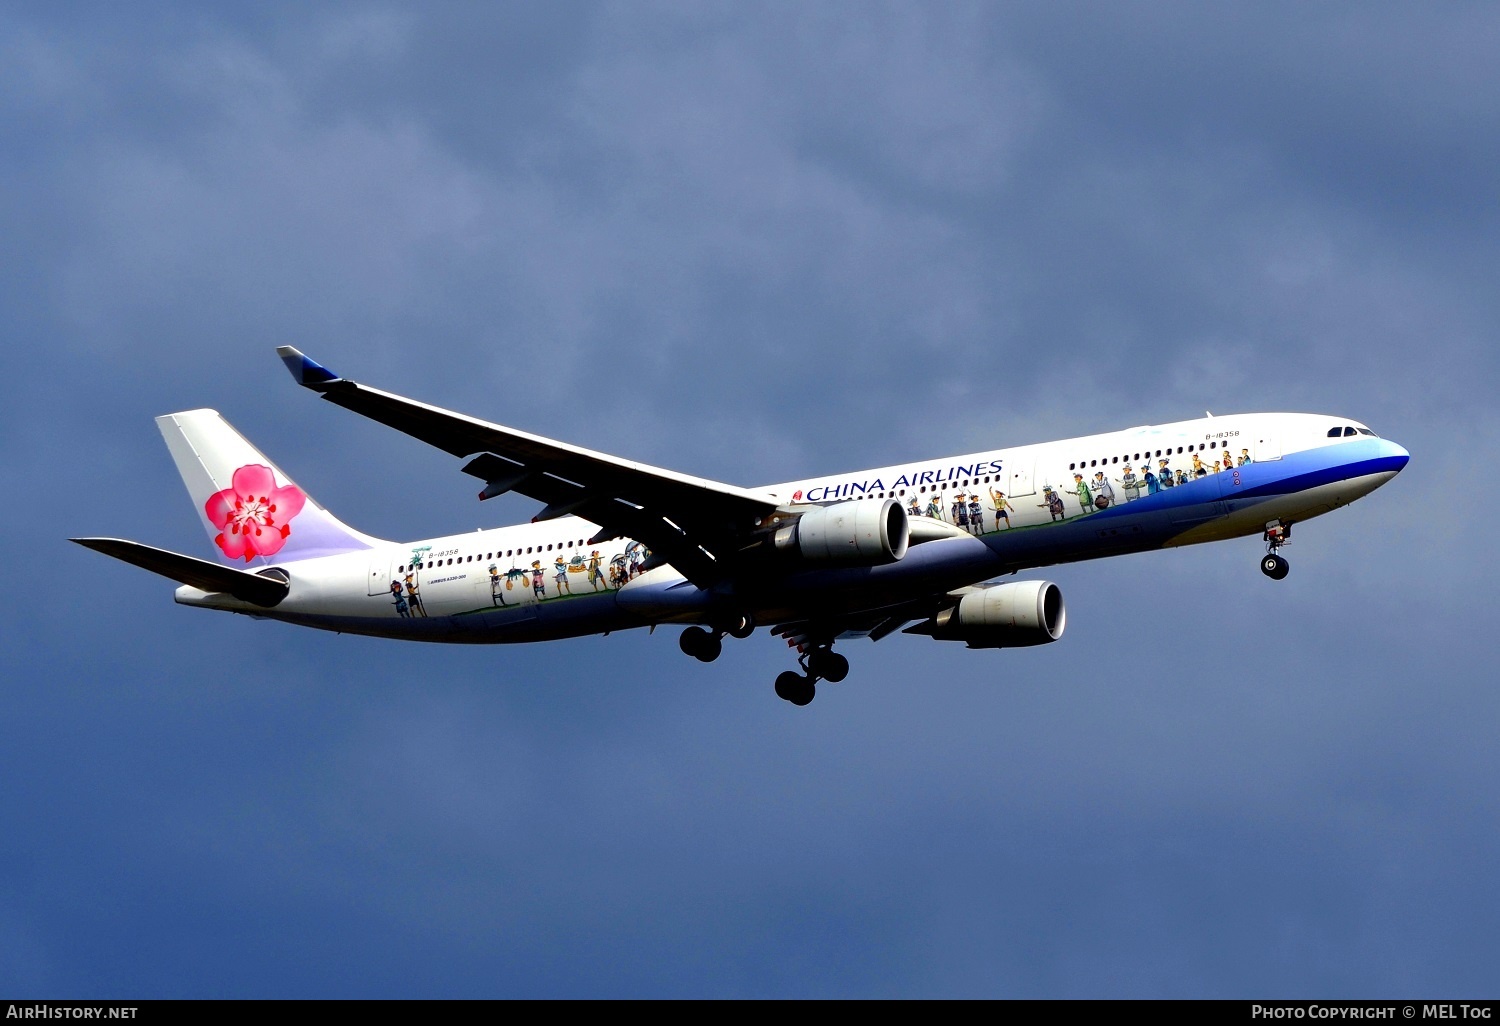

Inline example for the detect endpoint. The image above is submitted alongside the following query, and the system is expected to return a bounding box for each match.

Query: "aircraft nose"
[1377,438,1411,473]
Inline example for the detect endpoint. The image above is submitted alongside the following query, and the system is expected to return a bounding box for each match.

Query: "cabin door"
[1006,459,1037,497]
[367,561,390,597]
[1254,432,1282,462]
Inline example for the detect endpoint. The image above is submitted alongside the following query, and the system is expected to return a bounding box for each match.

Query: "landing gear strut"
[774,644,847,706]
[1261,520,1291,580]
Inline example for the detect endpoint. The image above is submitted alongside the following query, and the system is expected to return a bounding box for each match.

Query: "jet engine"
[914,580,1065,649]
[772,499,909,566]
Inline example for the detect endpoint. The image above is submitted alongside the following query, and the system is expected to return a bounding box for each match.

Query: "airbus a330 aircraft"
[75,348,1409,705]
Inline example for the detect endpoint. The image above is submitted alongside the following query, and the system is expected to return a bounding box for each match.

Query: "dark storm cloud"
[2,1,1494,997]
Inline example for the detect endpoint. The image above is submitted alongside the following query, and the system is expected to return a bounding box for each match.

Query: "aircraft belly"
[725,536,1003,623]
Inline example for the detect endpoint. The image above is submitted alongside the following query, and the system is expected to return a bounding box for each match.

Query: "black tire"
[790,678,816,706]
[806,649,828,679]
[1261,554,1289,580]
[697,633,722,662]
[775,671,802,702]
[813,651,849,683]
[679,625,713,659]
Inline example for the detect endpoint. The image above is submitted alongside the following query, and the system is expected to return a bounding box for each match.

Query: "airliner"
[74,349,1410,705]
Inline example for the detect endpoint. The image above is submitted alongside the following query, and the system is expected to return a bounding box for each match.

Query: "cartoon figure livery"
[1092,471,1115,509]
[1073,473,1092,515]
[1141,465,1159,495]
[989,488,1015,528]
[1039,485,1066,521]
[404,572,426,617]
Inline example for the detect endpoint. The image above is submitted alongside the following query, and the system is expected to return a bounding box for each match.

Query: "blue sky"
[3,1,1495,998]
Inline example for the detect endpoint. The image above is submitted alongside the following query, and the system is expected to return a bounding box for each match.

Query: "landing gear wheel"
[727,615,755,640]
[775,671,803,702]
[1260,553,1289,580]
[679,625,722,662]
[789,677,816,706]
[807,650,849,683]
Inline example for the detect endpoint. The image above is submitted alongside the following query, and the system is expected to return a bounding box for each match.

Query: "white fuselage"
[175,412,1407,643]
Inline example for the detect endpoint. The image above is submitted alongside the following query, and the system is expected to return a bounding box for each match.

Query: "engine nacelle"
[924,580,1065,649]
[773,499,909,566]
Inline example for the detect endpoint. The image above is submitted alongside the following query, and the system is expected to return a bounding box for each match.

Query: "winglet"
[276,346,341,390]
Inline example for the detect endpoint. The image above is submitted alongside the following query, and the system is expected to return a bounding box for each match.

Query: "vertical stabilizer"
[157,409,383,565]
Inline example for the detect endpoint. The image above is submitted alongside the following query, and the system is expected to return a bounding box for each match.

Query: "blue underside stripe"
[1085,448,1405,523]
[1227,454,1406,500]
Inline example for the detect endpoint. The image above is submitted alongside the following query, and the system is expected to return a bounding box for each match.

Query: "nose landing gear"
[1261,520,1291,580]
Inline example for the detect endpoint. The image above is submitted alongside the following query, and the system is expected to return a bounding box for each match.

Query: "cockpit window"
[1343,426,1358,436]
[1328,427,1343,437]
[1356,428,1376,436]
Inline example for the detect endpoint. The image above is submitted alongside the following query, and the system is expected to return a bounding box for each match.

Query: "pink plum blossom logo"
[205,464,306,562]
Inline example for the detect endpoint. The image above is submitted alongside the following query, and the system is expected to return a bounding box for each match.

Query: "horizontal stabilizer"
[71,538,289,607]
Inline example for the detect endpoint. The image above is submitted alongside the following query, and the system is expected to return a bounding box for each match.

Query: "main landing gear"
[773,645,848,707]
[678,619,848,707]
[1261,520,1291,580]
[678,613,756,663]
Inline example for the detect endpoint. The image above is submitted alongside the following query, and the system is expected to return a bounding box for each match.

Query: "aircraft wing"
[276,347,780,586]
